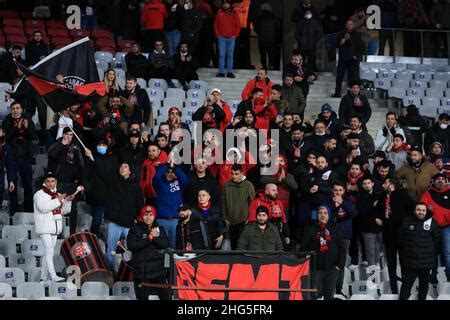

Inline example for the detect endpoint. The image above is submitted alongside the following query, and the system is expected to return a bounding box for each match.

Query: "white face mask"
[305,13,313,19]
[440,123,448,130]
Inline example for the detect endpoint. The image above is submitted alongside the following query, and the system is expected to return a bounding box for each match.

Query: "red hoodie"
[252,99,277,131]
[420,185,450,228]
[219,100,232,133]
[247,190,286,223]
[140,151,168,198]
[209,150,256,188]
[214,8,241,38]
[141,0,168,30]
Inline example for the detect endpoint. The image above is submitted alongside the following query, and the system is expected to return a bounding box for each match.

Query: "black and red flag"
[16,61,105,113]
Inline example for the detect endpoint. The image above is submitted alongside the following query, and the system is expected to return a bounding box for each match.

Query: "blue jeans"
[164,29,181,58]
[6,157,33,215]
[442,226,450,276]
[217,36,236,74]
[106,222,129,268]
[90,205,105,236]
[157,218,178,248]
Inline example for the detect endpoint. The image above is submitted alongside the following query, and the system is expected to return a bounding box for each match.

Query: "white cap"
[209,88,221,95]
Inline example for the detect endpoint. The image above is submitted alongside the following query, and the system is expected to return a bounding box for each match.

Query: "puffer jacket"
[33,188,71,235]
[420,185,450,228]
[127,221,169,282]
[399,213,440,269]
[330,196,358,240]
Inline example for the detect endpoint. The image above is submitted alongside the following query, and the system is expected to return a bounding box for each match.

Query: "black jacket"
[120,86,152,125]
[105,173,143,227]
[84,152,119,206]
[192,103,226,132]
[305,168,337,209]
[125,53,148,79]
[196,205,225,245]
[47,140,85,184]
[282,61,313,97]
[180,8,202,41]
[376,189,414,244]
[184,171,220,207]
[300,223,346,270]
[116,143,146,179]
[2,113,37,160]
[338,92,372,125]
[254,9,280,43]
[25,40,49,66]
[424,122,450,158]
[127,221,169,282]
[164,2,184,31]
[176,209,210,250]
[399,214,440,269]
[356,190,383,233]
[335,30,363,61]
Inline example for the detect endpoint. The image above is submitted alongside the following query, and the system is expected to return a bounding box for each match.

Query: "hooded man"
[429,142,450,178]
[317,103,340,138]
[425,113,450,158]
[420,173,450,282]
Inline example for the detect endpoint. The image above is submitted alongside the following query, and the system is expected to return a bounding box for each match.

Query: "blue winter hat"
[321,103,333,112]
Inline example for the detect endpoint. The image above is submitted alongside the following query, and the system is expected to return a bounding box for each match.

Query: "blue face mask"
[97,146,107,155]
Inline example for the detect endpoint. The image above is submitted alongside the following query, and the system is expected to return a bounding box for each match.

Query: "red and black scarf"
[42,186,62,215]
[347,171,365,185]
[391,143,410,153]
[316,223,331,253]
[198,201,211,217]
[385,192,392,220]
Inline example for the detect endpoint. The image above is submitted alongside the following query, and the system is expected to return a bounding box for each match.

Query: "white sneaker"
[51,276,65,282]
[348,264,359,271]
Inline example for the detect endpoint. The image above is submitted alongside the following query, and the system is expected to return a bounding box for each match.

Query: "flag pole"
[58,112,94,162]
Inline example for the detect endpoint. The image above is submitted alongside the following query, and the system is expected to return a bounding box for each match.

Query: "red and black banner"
[17,62,105,113]
[174,253,313,300]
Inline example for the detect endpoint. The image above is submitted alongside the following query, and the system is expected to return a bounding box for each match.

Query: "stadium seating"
[379,294,399,300]
[149,78,168,91]
[166,88,186,100]
[186,89,206,100]
[49,281,78,299]
[189,80,208,92]
[0,267,25,287]
[113,281,136,300]
[81,281,110,297]
[16,282,45,299]
[1,225,28,243]
[0,283,13,299]
[349,294,375,300]
[0,255,4,268]
[8,253,37,273]
[22,239,44,257]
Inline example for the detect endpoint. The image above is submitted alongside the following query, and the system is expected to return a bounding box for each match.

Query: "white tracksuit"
[33,188,71,280]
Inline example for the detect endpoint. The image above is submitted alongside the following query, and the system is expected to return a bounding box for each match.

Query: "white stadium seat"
[94,51,113,64]
[1,225,28,243]
[149,78,168,91]
[378,69,395,80]
[0,255,4,268]
[409,80,428,89]
[146,87,165,101]
[137,78,147,88]
[0,283,13,299]
[406,88,424,97]
[374,79,391,90]
[189,80,208,92]
[22,239,45,257]
[12,212,34,226]
[113,282,136,300]
[49,282,78,299]
[429,80,447,91]
[351,280,379,299]
[433,72,449,81]
[392,79,410,88]
[350,294,375,300]
[166,88,186,100]
[113,68,126,80]
[379,294,399,300]
[395,71,414,81]
[8,253,37,273]
[16,282,45,299]
[415,71,433,81]
[360,69,376,81]
[426,87,445,98]
[81,281,110,297]
[388,87,405,99]
[186,89,206,100]
[0,267,25,287]
[403,96,421,107]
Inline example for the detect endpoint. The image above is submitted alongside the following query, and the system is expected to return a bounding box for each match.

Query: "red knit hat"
[137,205,157,222]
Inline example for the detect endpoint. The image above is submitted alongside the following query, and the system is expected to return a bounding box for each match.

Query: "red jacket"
[247,190,286,223]
[210,150,256,188]
[241,78,274,101]
[219,100,232,133]
[140,151,168,198]
[253,102,277,131]
[214,8,241,38]
[141,0,168,30]
[420,186,450,228]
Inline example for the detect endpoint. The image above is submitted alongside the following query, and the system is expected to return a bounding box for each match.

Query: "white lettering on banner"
[366,5,381,30]
[66,5,81,30]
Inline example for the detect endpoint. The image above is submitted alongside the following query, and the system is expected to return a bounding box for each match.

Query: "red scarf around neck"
[42,186,62,215]
[347,171,365,185]
[316,222,331,253]
[198,201,211,211]
[391,143,410,153]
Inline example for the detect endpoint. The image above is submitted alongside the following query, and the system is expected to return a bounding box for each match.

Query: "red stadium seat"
[20,12,34,19]
[25,27,47,37]
[51,36,71,48]
[118,39,134,51]
[46,20,66,29]
[92,29,113,40]
[96,38,116,48]
[7,34,26,47]
[24,19,46,30]
[100,46,116,55]
[48,29,69,38]
[0,11,20,18]
[3,27,24,36]
[69,29,89,39]
[3,18,23,28]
